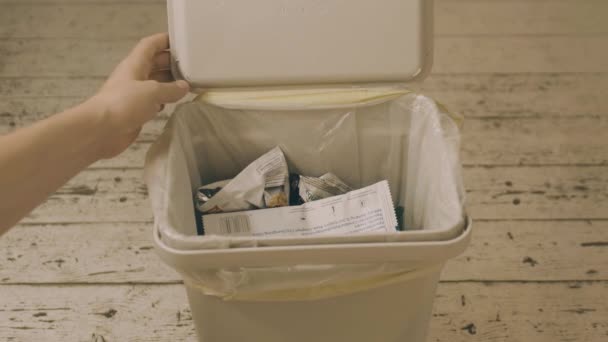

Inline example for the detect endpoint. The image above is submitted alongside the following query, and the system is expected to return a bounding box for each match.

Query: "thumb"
[148,80,190,104]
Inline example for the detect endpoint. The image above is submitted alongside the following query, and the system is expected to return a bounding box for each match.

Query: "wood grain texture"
[0,1,606,341]
[0,4,168,39]
[436,1,608,35]
[434,36,608,73]
[2,1,607,38]
[23,169,152,224]
[7,111,608,169]
[0,282,606,341]
[444,220,608,282]
[12,165,608,224]
[462,116,608,166]
[1,221,607,284]
[465,166,608,219]
[416,73,608,119]
[0,223,177,284]
[78,113,608,168]
[0,77,102,97]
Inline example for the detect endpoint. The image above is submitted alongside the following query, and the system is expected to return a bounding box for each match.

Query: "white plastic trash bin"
[167,0,433,88]
[146,1,467,340]
[145,92,470,342]
[154,221,471,342]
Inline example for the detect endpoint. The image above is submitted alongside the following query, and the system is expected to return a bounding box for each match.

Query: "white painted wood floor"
[1,0,607,341]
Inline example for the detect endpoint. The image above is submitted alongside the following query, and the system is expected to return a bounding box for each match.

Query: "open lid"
[168,0,433,90]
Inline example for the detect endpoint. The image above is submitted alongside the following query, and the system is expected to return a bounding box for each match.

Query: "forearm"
[0,100,105,233]
[0,33,189,235]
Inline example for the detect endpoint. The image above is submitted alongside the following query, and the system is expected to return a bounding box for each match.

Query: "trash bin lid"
[168,0,433,89]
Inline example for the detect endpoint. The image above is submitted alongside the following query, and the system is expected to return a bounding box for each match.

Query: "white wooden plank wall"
[1,0,607,341]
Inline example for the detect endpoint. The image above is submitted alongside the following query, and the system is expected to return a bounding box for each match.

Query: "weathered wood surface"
[1,221,607,284]
[6,111,608,168]
[0,283,607,342]
[2,1,607,38]
[1,0,608,341]
[15,165,608,223]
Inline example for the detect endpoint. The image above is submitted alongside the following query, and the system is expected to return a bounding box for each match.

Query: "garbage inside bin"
[195,148,354,214]
[145,89,466,252]
[295,172,353,203]
[144,90,470,342]
[203,180,398,238]
[152,1,463,341]
[195,146,398,237]
[195,146,290,216]
[146,90,465,249]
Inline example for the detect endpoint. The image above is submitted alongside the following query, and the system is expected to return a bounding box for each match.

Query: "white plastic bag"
[144,89,465,300]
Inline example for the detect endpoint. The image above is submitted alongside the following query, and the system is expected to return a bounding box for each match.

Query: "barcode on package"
[218,215,251,235]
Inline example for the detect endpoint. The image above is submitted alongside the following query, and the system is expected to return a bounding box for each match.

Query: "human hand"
[88,33,190,159]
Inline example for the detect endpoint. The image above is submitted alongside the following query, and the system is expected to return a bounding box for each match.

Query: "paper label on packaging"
[203,181,398,237]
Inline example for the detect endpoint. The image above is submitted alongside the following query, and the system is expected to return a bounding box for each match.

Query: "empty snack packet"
[299,173,352,202]
[196,147,290,215]
[290,173,352,205]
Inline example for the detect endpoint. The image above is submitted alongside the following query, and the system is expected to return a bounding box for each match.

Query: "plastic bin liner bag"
[144,87,465,301]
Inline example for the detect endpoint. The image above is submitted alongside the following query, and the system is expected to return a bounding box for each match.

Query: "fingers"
[132,33,170,61]
[151,70,174,83]
[144,80,190,104]
[153,51,171,71]
[127,33,171,79]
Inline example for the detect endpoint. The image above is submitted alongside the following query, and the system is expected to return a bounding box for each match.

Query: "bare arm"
[0,33,189,234]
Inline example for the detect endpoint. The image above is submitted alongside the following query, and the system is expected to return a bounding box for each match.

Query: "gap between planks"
[0,282,606,342]
[1,280,608,287]
[17,165,608,221]
[2,1,608,37]
[7,115,608,167]
[2,221,607,283]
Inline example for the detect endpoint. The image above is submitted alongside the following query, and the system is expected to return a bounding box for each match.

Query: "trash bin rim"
[153,217,472,270]
[158,211,468,251]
